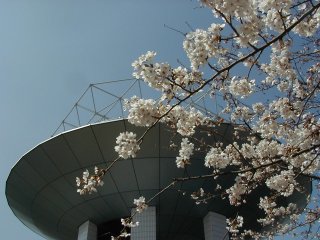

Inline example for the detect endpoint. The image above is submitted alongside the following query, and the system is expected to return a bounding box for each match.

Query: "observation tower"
[6,79,311,240]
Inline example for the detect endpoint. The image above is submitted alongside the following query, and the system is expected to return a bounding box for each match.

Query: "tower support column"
[131,206,156,240]
[203,212,229,240]
[77,220,97,240]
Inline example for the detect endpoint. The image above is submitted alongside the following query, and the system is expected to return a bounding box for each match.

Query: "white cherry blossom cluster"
[225,142,242,166]
[133,196,148,213]
[254,113,319,150]
[132,51,171,92]
[250,114,320,174]
[285,152,320,174]
[132,52,203,100]
[183,23,226,70]
[124,97,159,127]
[172,67,204,91]
[175,108,205,136]
[235,17,262,46]
[258,196,277,215]
[228,77,255,98]
[191,187,205,200]
[253,139,280,160]
[204,146,230,169]
[258,196,298,226]
[75,0,320,237]
[200,0,262,46]
[261,43,296,87]
[164,106,206,136]
[226,173,253,206]
[240,139,280,167]
[253,111,280,138]
[201,0,255,19]
[176,138,194,168]
[293,4,320,36]
[172,66,189,87]
[76,168,104,195]
[231,106,252,122]
[131,50,156,79]
[190,188,213,205]
[269,97,297,120]
[266,170,297,197]
[124,96,206,136]
[110,218,138,240]
[198,1,257,47]
[226,215,244,235]
[257,0,292,33]
[121,218,139,228]
[115,132,140,159]
[202,0,320,46]
[252,102,265,115]
[111,231,131,240]
[281,122,320,173]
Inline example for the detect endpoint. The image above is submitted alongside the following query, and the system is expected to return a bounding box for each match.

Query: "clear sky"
[0,1,214,239]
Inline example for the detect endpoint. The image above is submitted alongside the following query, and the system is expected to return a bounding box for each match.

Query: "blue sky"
[0,1,214,239]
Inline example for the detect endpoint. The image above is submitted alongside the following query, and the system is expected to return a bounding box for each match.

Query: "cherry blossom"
[124,97,159,127]
[266,170,297,197]
[227,215,244,235]
[176,138,194,168]
[76,0,320,238]
[229,77,255,98]
[115,132,140,159]
[204,146,230,169]
[133,196,148,213]
[121,218,139,228]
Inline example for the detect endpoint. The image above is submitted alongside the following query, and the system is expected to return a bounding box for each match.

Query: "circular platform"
[6,119,311,239]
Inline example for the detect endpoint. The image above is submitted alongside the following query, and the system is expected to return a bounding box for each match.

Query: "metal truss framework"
[52,78,220,136]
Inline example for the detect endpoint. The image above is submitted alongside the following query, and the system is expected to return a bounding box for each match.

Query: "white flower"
[253,111,278,138]
[259,196,277,213]
[165,106,205,136]
[227,215,244,234]
[76,177,81,187]
[231,106,252,121]
[226,174,250,206]
[204,147,230,169]
[266,170,296,197]
[121,218,139,228]
[132,51,172,92]
[132,51,156,69]
[229,77,255,98]
[176,138,194,168]
[115,132,140,159]
[119,231,130,238]
[134,196,148,213]
[183,24,225,70]
[74,1,320,236]
[82,169,89,182]
[261,44,296,88]
[252,102,265,114]
[191,188,206,204]
[77,188,85,195]
[293,8,320,37]
[76,167,106,195]
[270,98,296,120]
[258,196,297,226]
[125,96,159,127]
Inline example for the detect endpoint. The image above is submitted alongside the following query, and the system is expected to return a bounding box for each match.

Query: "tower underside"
[6,119,311,239]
